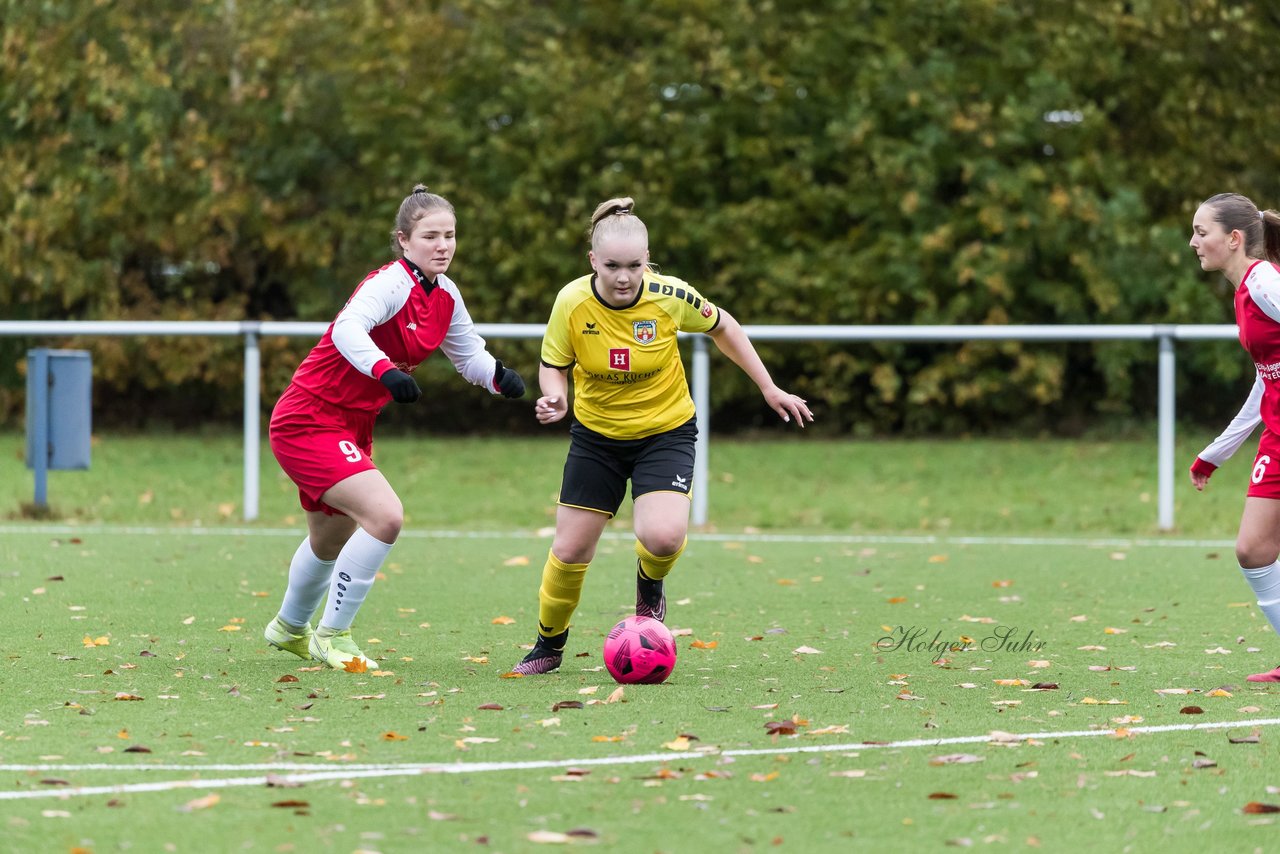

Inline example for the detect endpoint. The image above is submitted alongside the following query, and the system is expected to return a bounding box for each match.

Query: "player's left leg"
[306,469,403,670]
[632,493,689,622]
[629,418,696,623]
[1236,496,1280,682]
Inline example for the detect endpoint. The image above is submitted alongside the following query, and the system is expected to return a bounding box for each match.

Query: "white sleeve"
[330,269,412,377]
[1248,265,1280,323]
[1198,374,1264,465]
[438,279,501,393]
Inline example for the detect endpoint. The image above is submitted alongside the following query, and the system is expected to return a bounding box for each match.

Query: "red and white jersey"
[1197,260,1280,466]
[285,259,500,412]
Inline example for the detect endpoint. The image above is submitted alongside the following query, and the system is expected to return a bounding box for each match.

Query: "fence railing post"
[243,323,261,522]
[1157,328,1175,531]
[692,335,710,527]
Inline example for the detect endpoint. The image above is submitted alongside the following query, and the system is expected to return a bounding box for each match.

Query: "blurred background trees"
[3,0,1278,434]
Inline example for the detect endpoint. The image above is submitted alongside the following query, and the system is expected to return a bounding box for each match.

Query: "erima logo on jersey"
[671,474,689,491]
[582,322,600,335]
[406,322,417,331]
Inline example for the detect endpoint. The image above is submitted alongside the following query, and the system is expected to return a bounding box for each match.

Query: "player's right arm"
[536,286,576,426]
[536,365,570,425]
[331,267,410,380]
[1191,373,1264,490]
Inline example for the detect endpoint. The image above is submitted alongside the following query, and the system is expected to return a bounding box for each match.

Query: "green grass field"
[2,431,1278,852]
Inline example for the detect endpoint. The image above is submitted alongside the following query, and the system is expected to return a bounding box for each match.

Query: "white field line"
[3,716,1277,802]
[0,523,1236,549]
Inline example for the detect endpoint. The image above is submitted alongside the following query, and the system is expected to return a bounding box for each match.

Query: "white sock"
[320,528,393,632]
[276,538,335,628]
[1240,561,1280,637]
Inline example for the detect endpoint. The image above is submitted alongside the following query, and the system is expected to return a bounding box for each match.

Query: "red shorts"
[1246,429,1280,500]
[269,384,378,515]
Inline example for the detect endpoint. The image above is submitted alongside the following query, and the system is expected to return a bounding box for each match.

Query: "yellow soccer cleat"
[264,616,313,660]
[309,627,377,671]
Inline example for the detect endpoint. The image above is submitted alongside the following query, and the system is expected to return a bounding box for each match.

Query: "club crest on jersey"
[633,320,657,345]
[609,348,631,372]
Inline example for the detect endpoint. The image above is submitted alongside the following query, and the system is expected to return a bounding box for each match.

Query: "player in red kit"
[265,184,526,670]
[1188,192,1280,683]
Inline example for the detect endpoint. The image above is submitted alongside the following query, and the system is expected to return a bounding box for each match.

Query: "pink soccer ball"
[603,616,677,684]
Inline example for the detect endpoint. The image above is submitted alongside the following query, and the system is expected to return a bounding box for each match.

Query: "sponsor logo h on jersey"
[609,348,631,371]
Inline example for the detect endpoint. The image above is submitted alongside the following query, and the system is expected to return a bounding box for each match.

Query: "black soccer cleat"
[511,629,568,676]
[635,561,666,622]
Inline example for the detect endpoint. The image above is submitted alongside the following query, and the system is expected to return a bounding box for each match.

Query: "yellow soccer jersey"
[541,270,721,439]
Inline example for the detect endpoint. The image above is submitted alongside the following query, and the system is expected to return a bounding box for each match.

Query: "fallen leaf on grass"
[792,646,822,655]
[265,774,301,788]
[664,737,692,751]
[114,693,144,701]
[277,675,299,683]
[502,556,530,567]
[929,792,958,799]
[1192,757,1217,769]
[1243,802,1280,814]
[82,636,110,648]
[605,686,625,704]
[765,721,798,736]
[270,800,310,809]
[690,640,718,649]
[1206,689,1232,698]
[1154,688,1192,695]
[592,735,625,743]
[381,732,409,741]
[829,770,867,778]
[178,793,220,812]
[491,616,516,625]
[930,754,984,765]
[477,703,504,711]
[343,658,368,674]
[1228,734,1260,744]
[552,701,584,712]
[1180,706,1205,715]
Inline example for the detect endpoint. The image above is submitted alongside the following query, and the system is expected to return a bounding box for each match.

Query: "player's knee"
[552,542,595,565]
[365,506,404,544]
[641,531,685,558]
[1235,540,1278,568]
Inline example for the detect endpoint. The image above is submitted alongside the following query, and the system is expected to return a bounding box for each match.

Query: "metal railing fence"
[0,321,1242,529]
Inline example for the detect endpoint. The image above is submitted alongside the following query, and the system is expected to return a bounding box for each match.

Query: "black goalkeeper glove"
[379,368,422,403]
[493,360,526,399]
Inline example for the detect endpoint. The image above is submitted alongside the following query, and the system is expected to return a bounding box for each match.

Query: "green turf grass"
[2,527,1277,851]
[0,430,1257,535]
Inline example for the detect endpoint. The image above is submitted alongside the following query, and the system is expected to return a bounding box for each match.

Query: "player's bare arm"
[708,310,814,427]
[536,364,570,425]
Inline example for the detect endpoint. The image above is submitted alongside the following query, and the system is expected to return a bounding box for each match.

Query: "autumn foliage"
[3,1,1278,432]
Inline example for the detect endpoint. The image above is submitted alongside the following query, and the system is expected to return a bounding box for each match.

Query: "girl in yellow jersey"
[511,197,813,675]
